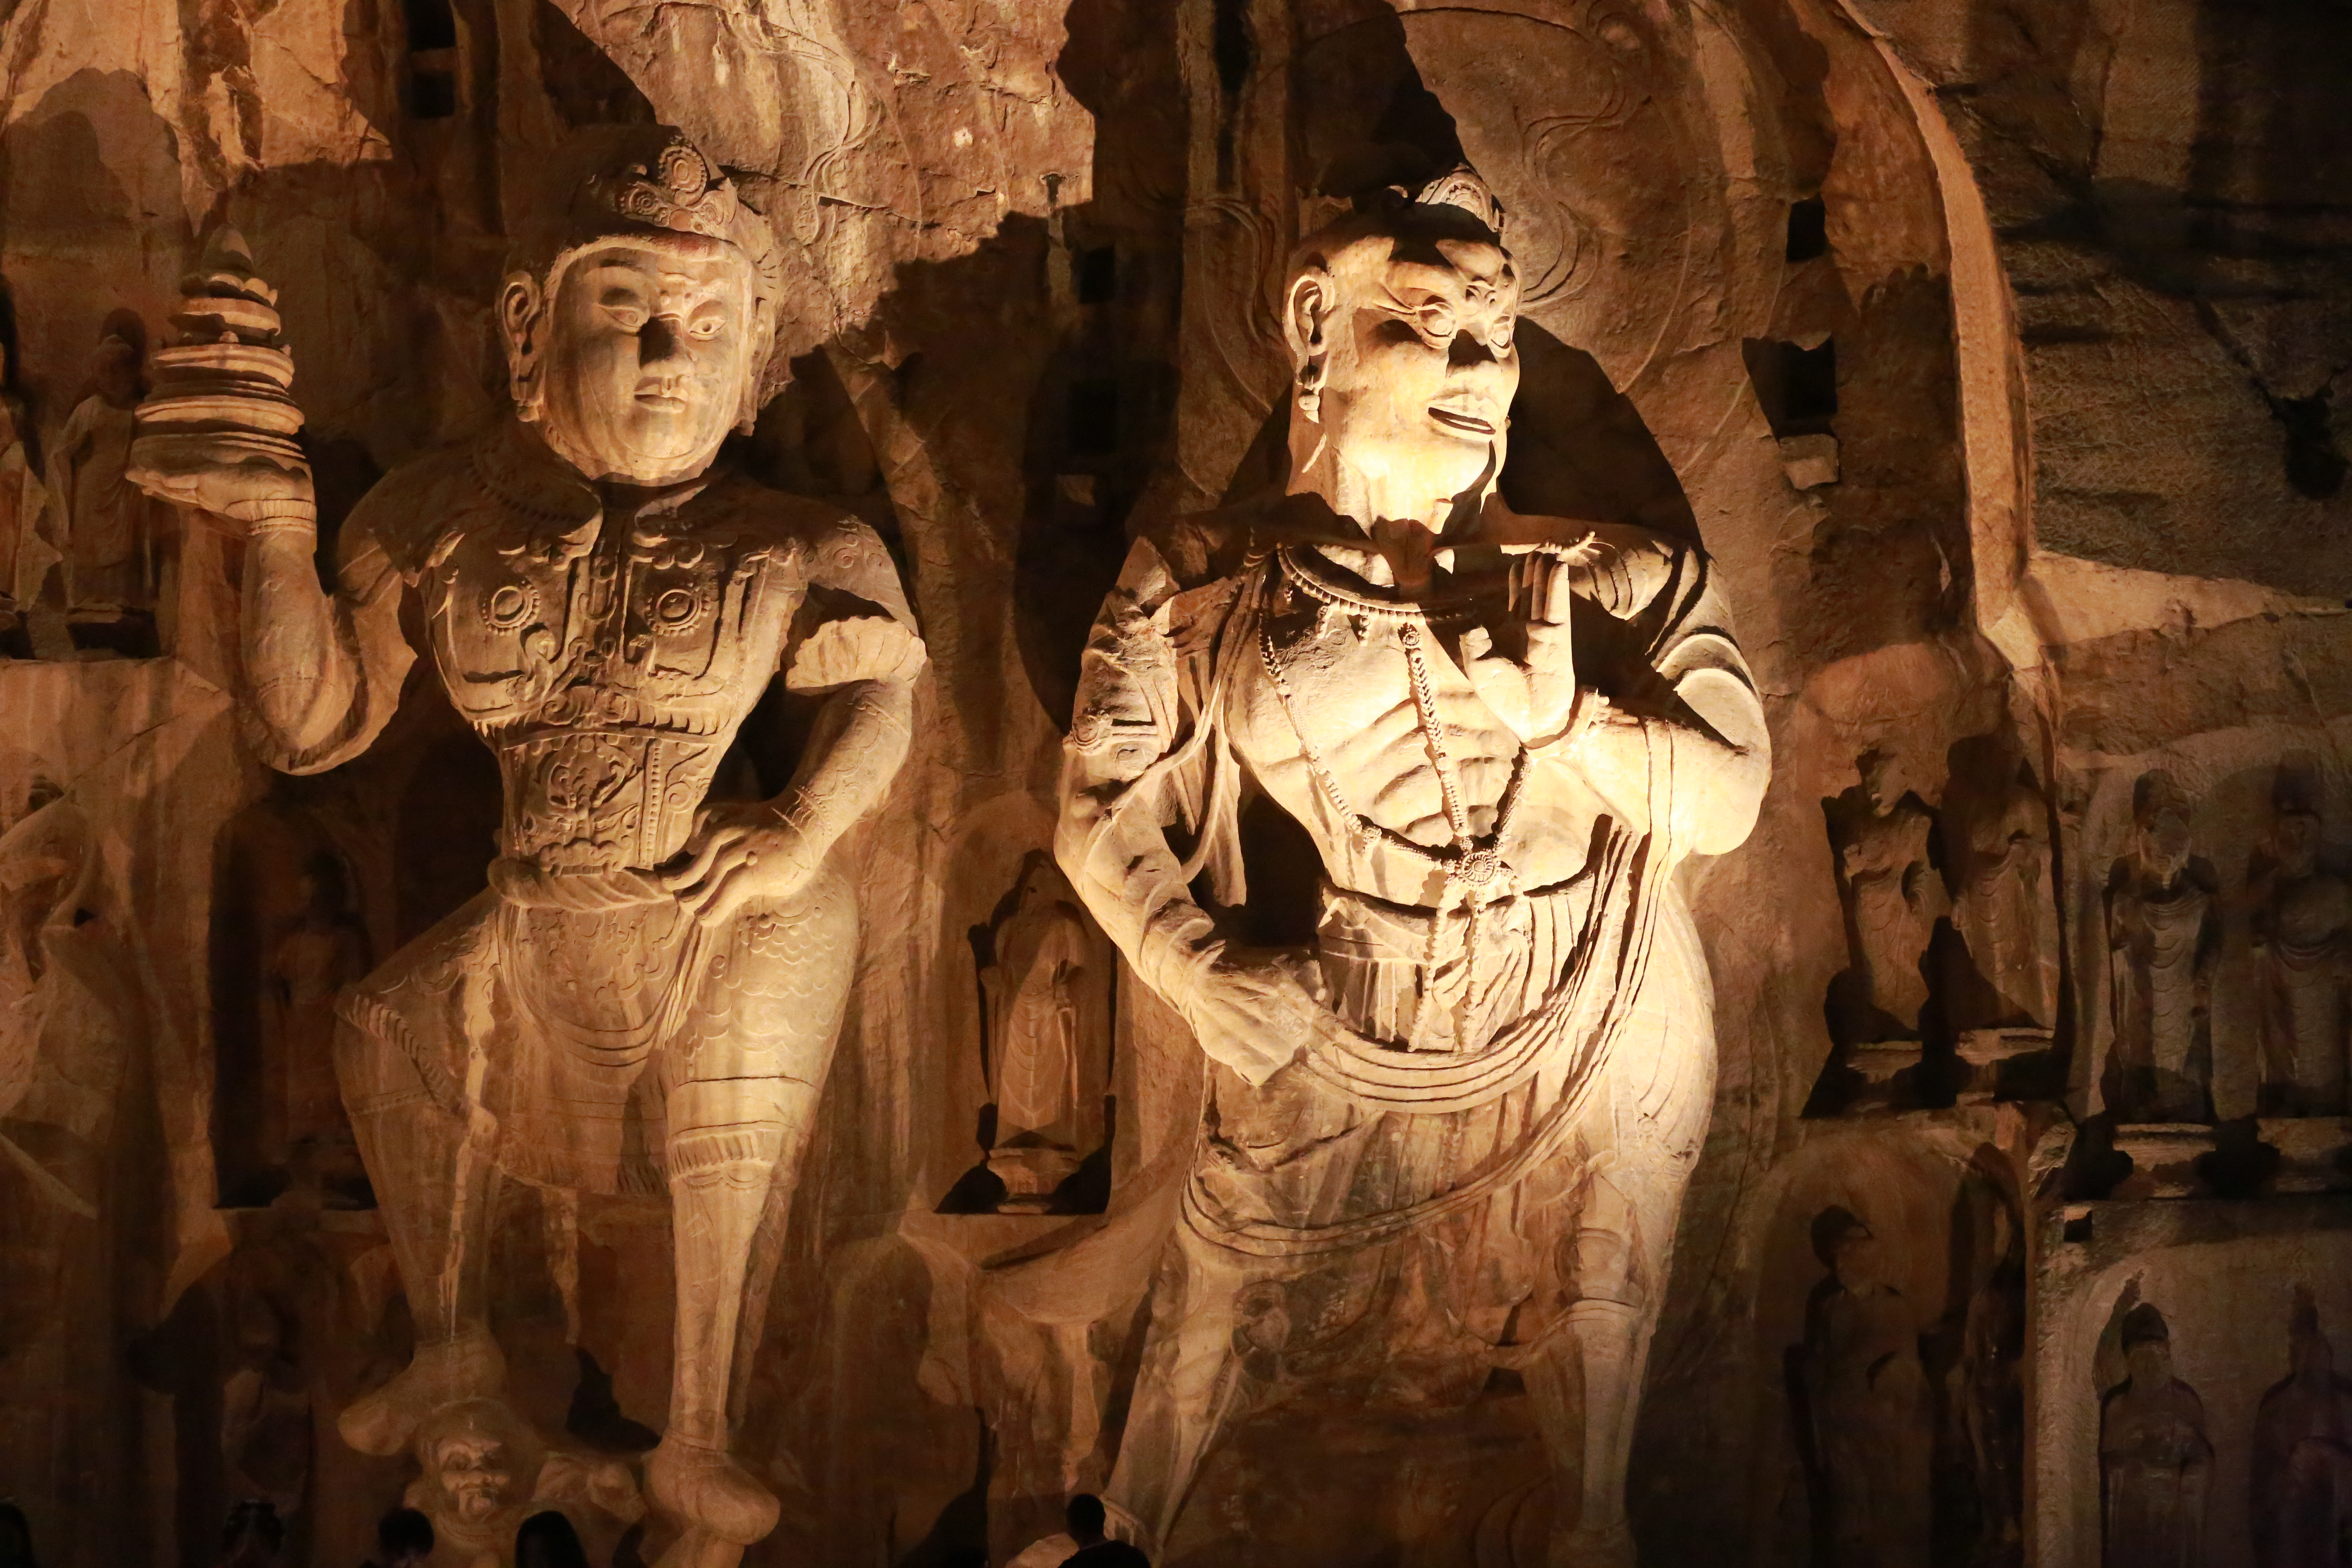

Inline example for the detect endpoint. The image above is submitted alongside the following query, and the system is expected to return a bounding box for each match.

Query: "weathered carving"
[2104,772,2219,1123]
[1052,169,1768,1563]
[1940,736,2059,1035]
[1794,1209,1931,1568]
[129,127,925,1566]
[980,853,1107,1207]
[2251,1287,2352,1568]
[261,850,372,1189]
[0,341,54,628]
[51,330,155,618]
[1824,746,1943,1040]
[2097,1302,2210,1568]
[405,1400,641,1568]
[2250,766,2352,1117]
[1956,1178,2025,1564]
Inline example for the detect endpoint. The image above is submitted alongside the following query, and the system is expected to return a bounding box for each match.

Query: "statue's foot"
[646,1437,780,1547]
[336,1328,506,1455]
[1548,1518,1635,1568]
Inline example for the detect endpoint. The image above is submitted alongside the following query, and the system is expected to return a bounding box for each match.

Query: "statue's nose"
[1448,332,1497,370]
[641,315,684,364]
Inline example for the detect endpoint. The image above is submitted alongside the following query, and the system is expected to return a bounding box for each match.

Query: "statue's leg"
[330,896,509,1455]
[1102,1228,1256,1550]
[646,870,855,1561]
[1525,1168,1652,1568]
[1531,934,1714,1568]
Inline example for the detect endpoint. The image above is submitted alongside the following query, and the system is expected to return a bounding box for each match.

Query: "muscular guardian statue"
[1053,170,1768,1563]
[131,129,924,1564]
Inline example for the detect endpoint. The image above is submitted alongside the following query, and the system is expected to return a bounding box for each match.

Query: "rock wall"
[0,1,2342,1566]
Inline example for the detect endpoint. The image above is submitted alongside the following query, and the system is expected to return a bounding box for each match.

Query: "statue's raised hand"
[1507,544,1580,737]
[127,432,313,529]
[1464,543,1584,746]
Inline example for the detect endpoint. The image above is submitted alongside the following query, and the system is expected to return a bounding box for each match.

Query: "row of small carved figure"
[1831,750,2352,1123]
[2096,1290,2349,1568]
[1824,742,2060,1047]
[2102,766,2352,1124]
[0,308,173,657]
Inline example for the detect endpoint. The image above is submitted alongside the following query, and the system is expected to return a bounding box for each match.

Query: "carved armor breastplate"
[420,476,805,873]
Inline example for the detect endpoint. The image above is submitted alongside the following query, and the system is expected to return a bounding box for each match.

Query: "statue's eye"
[688,316,724,341]
[1491,316,1516,352]
[1419,302,1458,341]
[603,303,649,332]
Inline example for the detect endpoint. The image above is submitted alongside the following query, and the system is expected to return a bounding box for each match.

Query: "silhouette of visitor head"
[0,1501,36,1568]
[375,1508,434,1568]
[513,1511,588,1568]
[1066,1493,1109,1545]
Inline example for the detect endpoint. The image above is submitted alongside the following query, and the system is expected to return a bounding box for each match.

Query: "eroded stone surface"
[0,3,2345,1567]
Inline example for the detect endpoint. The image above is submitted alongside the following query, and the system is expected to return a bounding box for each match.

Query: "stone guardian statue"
[1053,170,1768,1565]
[128,128,926,1566]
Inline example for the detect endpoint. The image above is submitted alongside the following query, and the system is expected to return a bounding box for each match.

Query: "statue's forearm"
[240,502,356,756]
[1563,667,1769,857]
[777,677,915,859]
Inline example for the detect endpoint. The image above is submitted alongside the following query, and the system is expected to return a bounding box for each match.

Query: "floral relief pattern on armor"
[506,732,648,871]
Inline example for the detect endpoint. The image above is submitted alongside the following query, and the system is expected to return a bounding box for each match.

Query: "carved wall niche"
[2035,1204,2352,1568]
[1796,642,2059,1112]
[2064,725,2352,1189]
[1744,1123,2029,1568]
[209,794,373,1209]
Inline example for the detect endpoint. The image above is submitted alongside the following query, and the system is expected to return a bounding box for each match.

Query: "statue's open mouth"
[636,390,687,413]
[1428,403,1495,436]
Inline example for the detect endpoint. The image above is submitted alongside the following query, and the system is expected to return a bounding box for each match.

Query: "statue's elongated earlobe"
[500,274,546,420]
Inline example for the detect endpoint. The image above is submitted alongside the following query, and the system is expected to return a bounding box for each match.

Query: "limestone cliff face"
[0,3,2343,1568]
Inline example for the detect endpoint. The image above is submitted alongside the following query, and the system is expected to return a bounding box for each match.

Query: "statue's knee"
[1566,1226,1646,1310]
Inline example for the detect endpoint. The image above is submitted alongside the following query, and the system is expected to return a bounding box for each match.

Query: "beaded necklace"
[1258,543,1528,1049]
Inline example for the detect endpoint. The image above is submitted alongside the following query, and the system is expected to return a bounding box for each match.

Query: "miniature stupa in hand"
[131,225,303,473]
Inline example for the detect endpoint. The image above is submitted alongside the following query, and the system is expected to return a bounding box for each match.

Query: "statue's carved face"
[432,1432,518,1525]
[2125,1337,2172,1388]
[1297,232,1520,508]
[526,238,760,485]
[1858,748,1905,816]
[2277,810,2321,874]
[1831,1226,1883,1292]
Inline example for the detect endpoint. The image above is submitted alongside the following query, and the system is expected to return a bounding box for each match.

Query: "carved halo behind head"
[499,125,786,436]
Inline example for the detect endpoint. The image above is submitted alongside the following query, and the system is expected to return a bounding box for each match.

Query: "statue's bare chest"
[1236,593,1522,848]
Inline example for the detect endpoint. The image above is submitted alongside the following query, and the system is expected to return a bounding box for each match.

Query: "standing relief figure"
[127,128,925,1566]
[1825,747,1943,1039]
[2250,770,2352,1117]
[1941,745,2059,1034]
[2098,1303,2211,1568]
[1052,171,1769,1564]
[1797,1213,1932,1568]
[0,341,56,620]
[2251,1287,2352,1568]
[51,331,155,615]
[982,854,1106,1207]
[2104,772,2219,1123]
